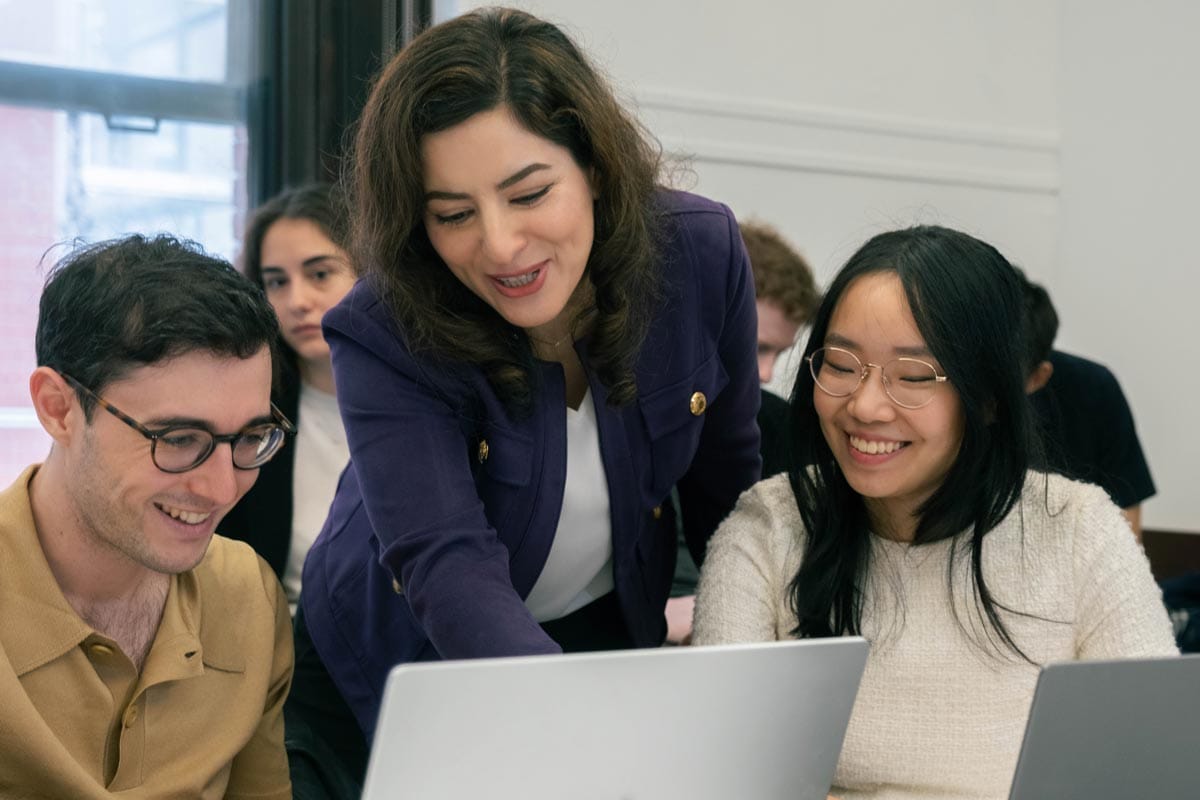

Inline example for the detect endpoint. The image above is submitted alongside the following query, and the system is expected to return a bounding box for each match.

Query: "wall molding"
[657,135,1060,195]
[636,87,1061,195]
[636,87,1060,153]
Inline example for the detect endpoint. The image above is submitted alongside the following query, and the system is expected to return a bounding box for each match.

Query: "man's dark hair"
[36,233,280,418]
[1016,267,1059,375]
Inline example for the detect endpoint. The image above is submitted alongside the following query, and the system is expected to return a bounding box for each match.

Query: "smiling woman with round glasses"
[807,346,949,409]
[694,225,1177,799]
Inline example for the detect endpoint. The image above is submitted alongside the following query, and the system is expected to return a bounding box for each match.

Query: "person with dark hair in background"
[219,183,357,610]
[287,8,760,788]
[1019,271,1155,540]
[0,235,295,798]
[666,219,820,642]
[694,226,1176,799]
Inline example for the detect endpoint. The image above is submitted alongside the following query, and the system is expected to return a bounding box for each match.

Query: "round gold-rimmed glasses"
[63,373,295,473]
[806,346,948,409]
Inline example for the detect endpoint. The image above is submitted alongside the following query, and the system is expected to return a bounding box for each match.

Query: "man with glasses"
[0,234,294,798]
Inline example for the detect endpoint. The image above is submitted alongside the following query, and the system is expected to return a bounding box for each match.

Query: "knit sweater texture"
[693,471,1178,800]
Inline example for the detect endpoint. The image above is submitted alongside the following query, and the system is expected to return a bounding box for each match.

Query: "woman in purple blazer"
[287,9,761,784]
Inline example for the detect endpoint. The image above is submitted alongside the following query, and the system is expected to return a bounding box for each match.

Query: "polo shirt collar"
[163,558,247,675]
[0,466,93,676]
[0,465,244,679]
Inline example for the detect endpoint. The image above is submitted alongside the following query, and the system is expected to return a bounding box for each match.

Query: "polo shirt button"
[392,578,404,594]
[89,643,114,658]
[652,506,663,519]
[123,706,138,728]
[689,391,707,416]
[478,439,489,463]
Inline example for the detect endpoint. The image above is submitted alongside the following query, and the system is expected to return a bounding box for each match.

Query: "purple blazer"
[302,190,761,737]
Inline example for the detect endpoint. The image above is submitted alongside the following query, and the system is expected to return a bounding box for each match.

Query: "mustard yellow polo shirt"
[0,466,293,799]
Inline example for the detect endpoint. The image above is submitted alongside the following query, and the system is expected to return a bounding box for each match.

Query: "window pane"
[69,110,245,258]
[1,101,247,484]
[0,0,231,82]
[0,0,255,487]
[2,102,58,485]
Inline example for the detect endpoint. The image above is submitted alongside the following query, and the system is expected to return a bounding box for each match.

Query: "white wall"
[457,0,1058,283]
[1058,1,1200,532]
[451,0,1195,531]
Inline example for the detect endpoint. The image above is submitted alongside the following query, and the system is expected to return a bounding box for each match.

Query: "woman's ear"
[1024,360,1054,394]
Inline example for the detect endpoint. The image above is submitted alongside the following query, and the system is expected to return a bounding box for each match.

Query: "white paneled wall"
[446,1,1195,531]
[1058,1,1200,532]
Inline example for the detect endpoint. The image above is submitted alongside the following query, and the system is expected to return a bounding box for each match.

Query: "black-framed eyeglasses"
[806,346,949,410]
[62,373,296,474]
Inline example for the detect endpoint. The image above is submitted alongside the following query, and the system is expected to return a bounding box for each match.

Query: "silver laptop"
[1009,654,1200,799]
[362,638,868,800]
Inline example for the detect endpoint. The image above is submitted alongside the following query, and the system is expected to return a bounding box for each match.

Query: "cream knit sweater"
[693,472,1178,800]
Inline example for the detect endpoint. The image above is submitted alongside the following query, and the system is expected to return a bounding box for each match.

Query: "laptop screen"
[1008,654,1200,799]
[363,638,868,800]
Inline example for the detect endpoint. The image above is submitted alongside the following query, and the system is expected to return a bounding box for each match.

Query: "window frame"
[0,0,427,480]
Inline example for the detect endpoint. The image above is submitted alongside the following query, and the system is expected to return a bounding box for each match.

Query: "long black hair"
[787,225,1037,657]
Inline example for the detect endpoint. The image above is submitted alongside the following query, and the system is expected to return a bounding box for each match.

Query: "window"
[0,0,262,483]
[0,0,418,485]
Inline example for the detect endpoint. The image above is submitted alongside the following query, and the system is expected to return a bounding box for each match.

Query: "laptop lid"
[1008,654,1200,800]
[363,637,868,800]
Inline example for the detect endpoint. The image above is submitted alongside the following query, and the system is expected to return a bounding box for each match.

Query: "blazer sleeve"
[325,294,560,659]
[674,204,763,566]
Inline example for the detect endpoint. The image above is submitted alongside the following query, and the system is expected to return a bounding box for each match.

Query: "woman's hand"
[664,595,695,645]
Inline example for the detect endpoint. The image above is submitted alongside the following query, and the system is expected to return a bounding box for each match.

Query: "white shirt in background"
[284,383,350,610]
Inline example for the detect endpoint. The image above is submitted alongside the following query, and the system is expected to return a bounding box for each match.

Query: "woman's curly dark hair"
[346,7,663,413]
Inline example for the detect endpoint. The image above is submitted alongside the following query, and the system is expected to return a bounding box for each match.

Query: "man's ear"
[29,367,82,445]
[1024,360,1054,395]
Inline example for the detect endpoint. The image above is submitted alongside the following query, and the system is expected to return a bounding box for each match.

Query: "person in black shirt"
[1021,273,1155,539]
